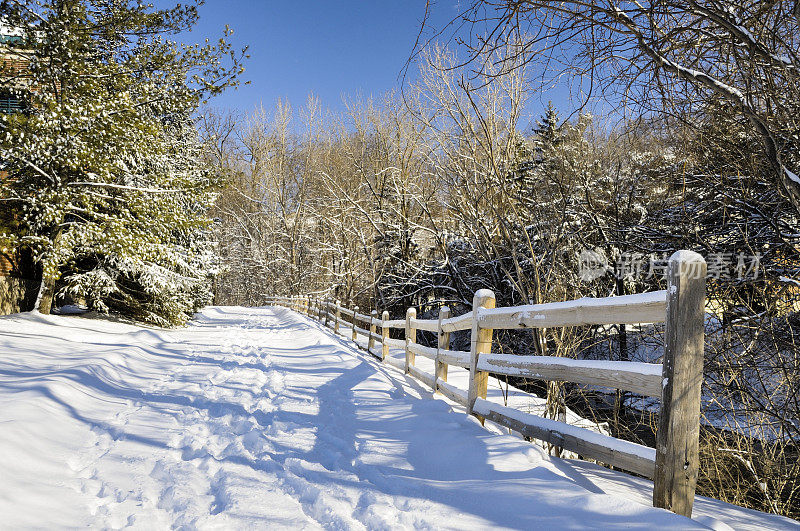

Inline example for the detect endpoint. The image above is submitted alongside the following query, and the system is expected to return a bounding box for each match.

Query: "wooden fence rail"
[265,250,707,518]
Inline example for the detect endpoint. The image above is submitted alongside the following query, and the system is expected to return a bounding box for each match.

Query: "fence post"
[654,250,706,518]
[323,299,329,327]
[435,306,451,392]
[381,311,390,361]
[368,310,378,352]
[352,306,359,342]
[405,307,416,373]
[467,289,495,422]
[334,300,341,335]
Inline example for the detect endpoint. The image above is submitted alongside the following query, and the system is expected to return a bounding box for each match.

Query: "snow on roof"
[0,21,23,36]
[0,21,23,44]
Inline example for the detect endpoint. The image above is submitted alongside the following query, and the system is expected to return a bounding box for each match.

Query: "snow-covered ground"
[0,306,796,529]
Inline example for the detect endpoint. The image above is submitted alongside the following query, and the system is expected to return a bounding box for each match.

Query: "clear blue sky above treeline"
[179,1,577,128]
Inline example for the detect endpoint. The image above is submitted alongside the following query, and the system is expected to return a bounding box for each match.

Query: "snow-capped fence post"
[334,300,341,335]
[467,290,495,422]
[405,307,416,373]
[653,250,706,518]
[352,306,359,342]
[435,306,450,392]
[368,310,378,352]
[381,311,390,361]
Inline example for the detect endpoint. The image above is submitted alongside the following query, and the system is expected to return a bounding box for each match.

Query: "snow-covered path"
[0,306,795,529]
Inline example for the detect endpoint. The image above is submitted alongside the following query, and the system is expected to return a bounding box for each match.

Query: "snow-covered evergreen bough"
[0,0,245,324]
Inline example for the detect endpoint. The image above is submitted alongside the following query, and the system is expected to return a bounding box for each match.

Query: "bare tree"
[419,0,800,214]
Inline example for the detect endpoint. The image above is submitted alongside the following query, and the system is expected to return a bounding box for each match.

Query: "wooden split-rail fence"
[266,250,707,518]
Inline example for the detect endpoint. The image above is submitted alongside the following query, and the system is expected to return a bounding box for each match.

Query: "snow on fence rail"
[266,250,707,519]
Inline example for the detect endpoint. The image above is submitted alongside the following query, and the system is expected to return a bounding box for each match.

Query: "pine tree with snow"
[0,1,245,324]
[532,101,563,152]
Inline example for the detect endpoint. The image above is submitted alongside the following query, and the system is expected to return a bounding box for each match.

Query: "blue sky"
[184,1,452,115]
[180,1,581,128]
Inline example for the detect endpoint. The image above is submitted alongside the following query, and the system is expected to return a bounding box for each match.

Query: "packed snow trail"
[0,307,795,529]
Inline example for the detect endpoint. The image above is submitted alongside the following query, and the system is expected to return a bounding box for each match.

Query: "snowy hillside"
[0,306,795,529]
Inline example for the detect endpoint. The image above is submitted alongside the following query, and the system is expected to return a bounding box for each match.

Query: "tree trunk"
[36,275,56,314]
[34,228,63,315]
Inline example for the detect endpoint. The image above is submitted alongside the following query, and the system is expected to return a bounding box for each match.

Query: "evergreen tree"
[0,0,245,324]
[532,100,562,151]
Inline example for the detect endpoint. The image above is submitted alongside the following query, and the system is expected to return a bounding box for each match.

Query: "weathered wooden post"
[435,306,451,392]
[323,299,330,327]
[334,300,341,335]
[654,250,706,518]
[405,307,416,374]
[352,306,359,342]
[467,289,495,422]
[381,311,390,361]
[368,310,378,352]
